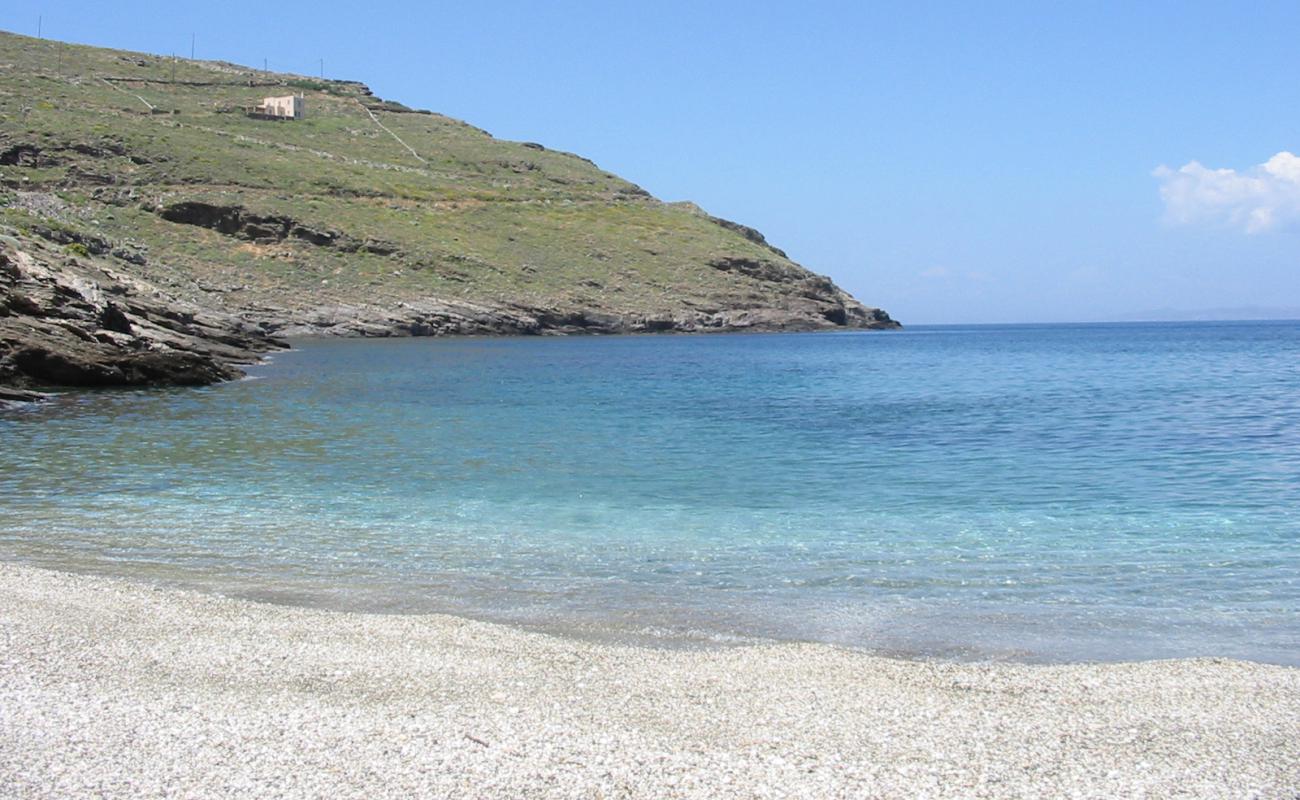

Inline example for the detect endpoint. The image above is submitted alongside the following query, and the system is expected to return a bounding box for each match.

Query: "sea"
[1,321,1297,664]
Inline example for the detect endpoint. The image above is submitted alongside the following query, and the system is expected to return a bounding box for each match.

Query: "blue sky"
[5,1,1298,323]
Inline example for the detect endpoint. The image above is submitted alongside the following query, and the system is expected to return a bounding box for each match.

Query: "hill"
[0,31,896,394]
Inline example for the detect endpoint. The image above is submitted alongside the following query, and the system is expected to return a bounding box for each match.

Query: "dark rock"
[708,256,803,284]
[71,142,114,158]
[29,224,113,255]
[694,211,790,259]
[10,341,237,387]
[290,224,337,247]
[0,253,19,281]
[0,143,51,167]
[160,202,238,234]
[5,293,44,316]
[0,385,50,406]
[159,202,352,251]
[822,306,848,325]
[110,246,147,266]
[99,303,133,334]
[616,185,652,199]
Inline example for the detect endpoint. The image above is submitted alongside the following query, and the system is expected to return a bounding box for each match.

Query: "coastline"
[2,563,1296,798]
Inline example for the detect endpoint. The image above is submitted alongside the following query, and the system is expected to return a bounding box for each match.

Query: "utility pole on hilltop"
[319,58,324,79]
[190,33,195,60]
[37,16,42,39]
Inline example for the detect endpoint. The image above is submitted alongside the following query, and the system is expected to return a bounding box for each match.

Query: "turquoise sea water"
[1,322,1297,663]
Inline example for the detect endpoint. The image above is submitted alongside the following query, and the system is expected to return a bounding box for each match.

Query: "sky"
[3,1,1298,324]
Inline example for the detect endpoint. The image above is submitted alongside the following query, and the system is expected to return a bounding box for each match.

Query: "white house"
[253,94,305,120]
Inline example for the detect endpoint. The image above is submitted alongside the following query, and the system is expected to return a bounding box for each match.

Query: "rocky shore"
[0,220,896,400]
[1,29,899,400]
[1,563,1296,799]
[0,231,281,398]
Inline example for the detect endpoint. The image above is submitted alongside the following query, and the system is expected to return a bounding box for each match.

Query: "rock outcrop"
[0,234,281,394]
[156,202,400,255]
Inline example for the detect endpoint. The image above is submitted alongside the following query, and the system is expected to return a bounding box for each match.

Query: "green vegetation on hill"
[0,30,895,343]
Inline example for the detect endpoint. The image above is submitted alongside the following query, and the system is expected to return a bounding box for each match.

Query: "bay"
[2,321,1297,663]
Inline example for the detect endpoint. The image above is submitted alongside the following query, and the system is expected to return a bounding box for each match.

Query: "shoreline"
[10,553,1293,667]
[2,562,1297,798]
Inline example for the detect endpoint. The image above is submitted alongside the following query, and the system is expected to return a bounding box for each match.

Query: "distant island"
[0,31,896,399]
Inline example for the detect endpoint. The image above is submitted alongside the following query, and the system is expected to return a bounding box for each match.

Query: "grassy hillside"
[0,30,895,341]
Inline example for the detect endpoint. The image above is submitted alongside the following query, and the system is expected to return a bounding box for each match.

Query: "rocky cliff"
[0,31,896,395]
[0,229,278,402]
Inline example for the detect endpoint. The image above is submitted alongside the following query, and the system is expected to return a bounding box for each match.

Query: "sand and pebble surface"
[1,563,1297,798]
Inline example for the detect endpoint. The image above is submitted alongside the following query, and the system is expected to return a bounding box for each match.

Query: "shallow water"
[2,322,1297,663]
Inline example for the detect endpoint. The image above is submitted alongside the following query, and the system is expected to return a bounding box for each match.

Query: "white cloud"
[1154,151,1300,234]
[919,266,951,279]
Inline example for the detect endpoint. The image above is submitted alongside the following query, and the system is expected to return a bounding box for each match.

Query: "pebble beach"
[1,562,1297,798]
